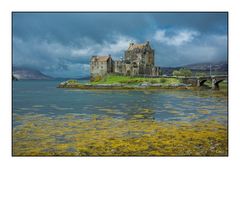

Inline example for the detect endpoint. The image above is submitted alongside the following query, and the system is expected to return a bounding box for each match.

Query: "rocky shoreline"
[57,80,192,90]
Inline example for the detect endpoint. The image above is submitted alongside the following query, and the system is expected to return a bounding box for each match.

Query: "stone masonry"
[90,41,160,81]
[90,55,114,81]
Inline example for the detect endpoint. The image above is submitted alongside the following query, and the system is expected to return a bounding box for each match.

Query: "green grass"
[204,80,228,90]
[218,80,228,90]
[90,74,181,85]
[66,80,79,84]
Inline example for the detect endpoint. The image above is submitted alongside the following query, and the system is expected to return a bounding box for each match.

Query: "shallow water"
[13,80,228,156]
[13,80,227,124]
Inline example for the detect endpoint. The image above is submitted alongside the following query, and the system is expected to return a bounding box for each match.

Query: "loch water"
[13,80,227,125]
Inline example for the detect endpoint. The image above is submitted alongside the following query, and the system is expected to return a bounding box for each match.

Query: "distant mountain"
[54,76,90,80]
[161,61,228,76]
[182,61,228,71]
[13,67,53,80]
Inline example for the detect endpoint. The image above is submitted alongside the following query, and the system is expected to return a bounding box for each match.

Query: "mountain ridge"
[161,61,228,76]
[13,61,228,79]
[13,67,53,80]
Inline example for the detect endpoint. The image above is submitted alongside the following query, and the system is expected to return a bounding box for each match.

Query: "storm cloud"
[13,12,227,77]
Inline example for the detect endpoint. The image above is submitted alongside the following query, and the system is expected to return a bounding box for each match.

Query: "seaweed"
[13,114,227,156]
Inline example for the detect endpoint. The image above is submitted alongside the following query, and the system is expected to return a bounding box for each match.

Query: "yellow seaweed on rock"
[13,114,227,156]
[198,109,211,115]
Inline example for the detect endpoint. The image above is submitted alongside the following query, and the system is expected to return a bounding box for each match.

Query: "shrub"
[172,68,192,77]
[173,70,181,77]
[195,72,207,77]
[90,75,102,82]
[150,79,158,84]
[160,78,167,83]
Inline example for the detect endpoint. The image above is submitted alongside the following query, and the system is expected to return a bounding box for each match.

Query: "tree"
[195,72,207,77]
[172,68,192,77]
[179,68,192,77]
[158,69,163,76]
[172,70,181,77]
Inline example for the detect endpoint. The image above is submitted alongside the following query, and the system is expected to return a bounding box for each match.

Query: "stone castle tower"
[124,41,154,75]
[90,41,160,81]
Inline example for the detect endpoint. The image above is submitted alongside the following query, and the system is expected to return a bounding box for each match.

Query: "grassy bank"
[58,75,228,91]
[91,74,181,85]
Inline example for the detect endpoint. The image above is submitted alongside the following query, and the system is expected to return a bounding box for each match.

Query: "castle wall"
[114,60,125,74]
[107,59,114,74]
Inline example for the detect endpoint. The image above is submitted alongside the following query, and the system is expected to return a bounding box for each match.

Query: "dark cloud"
[150,13,227,34]
[13,12,227,77]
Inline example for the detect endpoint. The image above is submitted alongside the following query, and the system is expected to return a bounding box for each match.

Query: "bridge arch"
[211,78,226,90]
[189,75,227,89]
[197,79,208,87]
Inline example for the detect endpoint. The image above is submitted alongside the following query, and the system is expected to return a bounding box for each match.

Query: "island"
[58,75,192,90]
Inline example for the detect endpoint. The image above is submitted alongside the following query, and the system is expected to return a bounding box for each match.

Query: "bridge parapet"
[144,75,227,89]
[182,75,227,89]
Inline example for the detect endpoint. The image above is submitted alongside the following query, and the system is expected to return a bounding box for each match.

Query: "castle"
[90,41,160,81]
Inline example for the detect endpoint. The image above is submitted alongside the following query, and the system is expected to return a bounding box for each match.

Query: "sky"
[13,12,228,78]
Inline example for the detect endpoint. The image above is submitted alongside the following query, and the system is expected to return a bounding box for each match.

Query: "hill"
[161,61,228,76]
[13,67,52,80]
[183,61,228,71]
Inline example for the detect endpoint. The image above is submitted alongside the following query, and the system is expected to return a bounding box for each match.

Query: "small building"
[90,55,114,81]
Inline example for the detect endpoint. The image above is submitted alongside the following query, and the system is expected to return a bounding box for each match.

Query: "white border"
[1,1,239,210]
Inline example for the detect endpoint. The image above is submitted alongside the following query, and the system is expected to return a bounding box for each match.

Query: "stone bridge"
[194,75,228,89]
[127,74,228,89]
[171,75,227,90]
